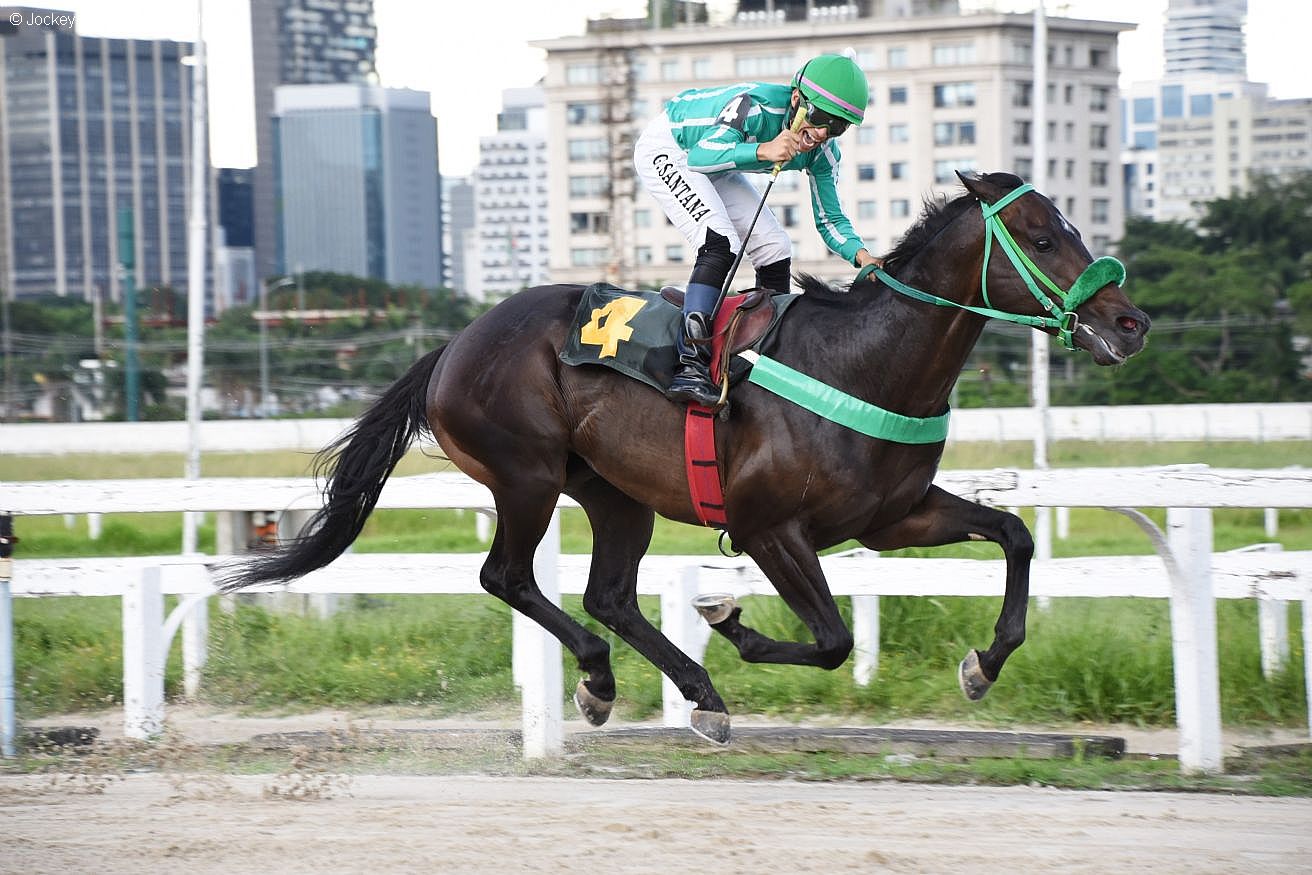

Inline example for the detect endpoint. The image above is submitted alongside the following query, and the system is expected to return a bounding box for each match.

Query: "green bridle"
[855,183,1127,350]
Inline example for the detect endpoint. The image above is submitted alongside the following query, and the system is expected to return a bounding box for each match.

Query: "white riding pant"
[633,112,792,268]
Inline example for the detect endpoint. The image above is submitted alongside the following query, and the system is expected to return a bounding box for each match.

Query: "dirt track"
[2,772,1310,873]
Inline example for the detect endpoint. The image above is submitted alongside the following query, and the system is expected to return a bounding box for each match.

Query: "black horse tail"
[219,345,445,591]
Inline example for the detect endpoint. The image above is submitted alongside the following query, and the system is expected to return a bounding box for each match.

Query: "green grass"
[3,440,1309,732]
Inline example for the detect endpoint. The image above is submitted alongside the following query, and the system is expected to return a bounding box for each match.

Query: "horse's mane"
[798,171,1026,297]
[881,172,1025,273]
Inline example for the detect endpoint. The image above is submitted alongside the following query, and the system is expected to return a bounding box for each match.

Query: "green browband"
[739,350,950,444]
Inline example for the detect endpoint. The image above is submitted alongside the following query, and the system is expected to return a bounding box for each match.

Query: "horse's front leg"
[704,523,854,671]
[860,485,1034,700]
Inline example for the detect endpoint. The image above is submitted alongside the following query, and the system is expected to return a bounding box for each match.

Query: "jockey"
[634,53,880,407]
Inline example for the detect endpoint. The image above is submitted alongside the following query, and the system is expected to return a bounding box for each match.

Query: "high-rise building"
[467,87,550,302]
[250,0,377,284]
[1121,0,1310,222]
[0,9,196,301]
[214,167,255,309]
[1163,0,1246,78]
[441,175,474,293]
[534,5,1126,288]
[274,84,440,286]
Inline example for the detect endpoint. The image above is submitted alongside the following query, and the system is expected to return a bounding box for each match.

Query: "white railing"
[2,467,1311,773]
[2,403,1309,456]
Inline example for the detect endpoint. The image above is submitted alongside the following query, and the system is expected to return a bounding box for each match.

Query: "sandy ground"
[2,772,1311,874]
[5,707,1310,874]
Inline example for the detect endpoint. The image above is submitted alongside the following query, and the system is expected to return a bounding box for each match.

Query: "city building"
[1120,0,1310,223]
[466,87,551,302]
[273,84,440,286]
[0,9,197,301]
[250,0,377,283]
[441,175,474,293]
[214,167,256,310]
[534,3,1127,289]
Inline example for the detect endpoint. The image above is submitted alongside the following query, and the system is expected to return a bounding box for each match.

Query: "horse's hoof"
[690,709,731,745]
[691,592,737,625]
[573,679,614,727]
[958,649,993,701]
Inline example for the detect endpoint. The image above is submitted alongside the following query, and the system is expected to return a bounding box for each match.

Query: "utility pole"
[183,0,208,554]
[1031,1,1053,577]
[118,207,140,422]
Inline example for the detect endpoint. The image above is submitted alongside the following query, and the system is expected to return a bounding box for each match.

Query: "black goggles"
[801,100,851,137]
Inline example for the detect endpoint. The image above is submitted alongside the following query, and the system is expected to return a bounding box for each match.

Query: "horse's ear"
[957,171,1005,204]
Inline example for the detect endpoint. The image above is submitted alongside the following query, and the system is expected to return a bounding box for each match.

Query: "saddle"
[661,287,777,396]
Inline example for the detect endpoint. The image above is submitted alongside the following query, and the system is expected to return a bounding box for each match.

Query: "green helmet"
[792,54,868,125]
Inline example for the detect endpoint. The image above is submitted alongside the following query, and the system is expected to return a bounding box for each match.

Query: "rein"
[856,183,1126,350]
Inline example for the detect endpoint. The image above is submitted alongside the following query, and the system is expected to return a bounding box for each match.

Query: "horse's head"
[957,172,1150,365]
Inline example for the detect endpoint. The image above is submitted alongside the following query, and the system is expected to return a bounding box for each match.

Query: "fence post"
[516,509,563,758]
[1166,507,1222,773]
[1303,588,1312,742]
[660,567,706,727]
[122,566,164,739]
[180,563,209,699]
[852,594,879,687]
[1254,544,1290,678]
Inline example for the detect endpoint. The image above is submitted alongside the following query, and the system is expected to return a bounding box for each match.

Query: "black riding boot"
[666,311,720,407]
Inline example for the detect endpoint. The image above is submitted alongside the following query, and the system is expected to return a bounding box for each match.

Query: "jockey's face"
[790,89,847,152]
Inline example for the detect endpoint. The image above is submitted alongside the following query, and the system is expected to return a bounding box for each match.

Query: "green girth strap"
[738,350,950,444]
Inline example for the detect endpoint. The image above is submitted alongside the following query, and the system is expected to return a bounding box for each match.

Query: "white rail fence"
[2,467,1311,773]
[2,403,1309,457]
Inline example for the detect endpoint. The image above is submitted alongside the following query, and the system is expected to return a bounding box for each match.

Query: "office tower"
[250,0,376,283]
[274,84,439,286]
[0,9,196,301]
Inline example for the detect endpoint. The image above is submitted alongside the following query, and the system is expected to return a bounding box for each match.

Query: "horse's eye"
[1034,237,1054,252]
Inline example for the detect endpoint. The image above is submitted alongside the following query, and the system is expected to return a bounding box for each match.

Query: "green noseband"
[858,183,1127,350]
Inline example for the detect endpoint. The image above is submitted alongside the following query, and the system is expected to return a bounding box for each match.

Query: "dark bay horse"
[223,172,1149,743]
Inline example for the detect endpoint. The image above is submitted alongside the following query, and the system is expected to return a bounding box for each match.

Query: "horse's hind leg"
[860,485,1033,700]
[480,483,615,722]
[571,477,732,743]
[704,524,855,671]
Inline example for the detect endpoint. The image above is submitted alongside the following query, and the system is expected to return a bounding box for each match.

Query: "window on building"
[567,138,607,162]
[635,245,652,264]
[1012,81,1032,108]
[857,124,878,145]
[888,85,908,105]
[1011,41,1032,64]
[887,46,908,68]
[568,175,607,198]
[932,43,975,66]
[633,209,652,228]
[889,123,909,144]
[936,121,976,146]
[857,163,876,181]
[854,48,876,69]
[1090,161,1109,186]
[933,82,975,108]
[1161,84,1184,119]
[570,247,606,266]
[935,159,975,183]
[857,200,877,220]
[665,244,684,263]
[735,54,794,77]
[1133,96,1155,124]
[1014,158,1033,178]
[1012,120,1031,145]
[692,57,712,79]
[889,161,907,179]
[1091,198,1110,224]
[1064,122,1075,143]
[780,205,798,227]
[569,211,610,234]
[1190,93,1213,117]
[1065,84,1075,104]
[566,63,600,85]
[1064,159,1075,179]
[1090,48,1109,69]
[1090,86,1110,112]
[1133,130,1157,149]
[1090,124,1109,149]
[566,102,602,125]
[661,59,679,81]
[890,199,911,218]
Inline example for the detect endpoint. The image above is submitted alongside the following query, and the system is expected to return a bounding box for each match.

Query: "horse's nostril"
[1117,316,1139,333]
